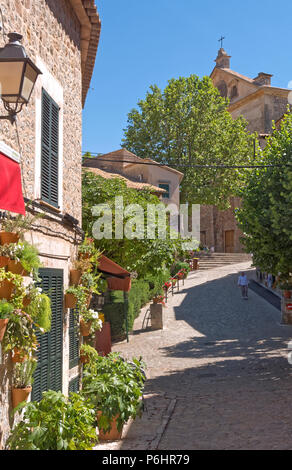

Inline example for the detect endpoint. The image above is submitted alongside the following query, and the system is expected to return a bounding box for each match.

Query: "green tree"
[236,112,292,280]
[122,75,256,209]
[82,170,187,277]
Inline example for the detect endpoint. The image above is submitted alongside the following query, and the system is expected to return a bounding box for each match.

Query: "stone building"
[200,48,291,252]
[0,0,101,447]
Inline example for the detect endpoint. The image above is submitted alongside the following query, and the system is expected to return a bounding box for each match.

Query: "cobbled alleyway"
[97,262,292,450]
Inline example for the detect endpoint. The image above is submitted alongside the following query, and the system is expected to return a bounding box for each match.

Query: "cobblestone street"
[98,262,292,450]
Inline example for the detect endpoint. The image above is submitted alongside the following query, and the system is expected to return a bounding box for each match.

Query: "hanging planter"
[0,279,14,300]
[11,386,32,409]
[12,348,27,363]
[0,232,20,246]
[0,256,9,268]
[80,319,92,337]
[7,259,28,276]
[64,293,77,309]
[22,295,31,307]
[97,412,123,441]
[70,269,82,287]
[0,318,8,342]
[106,276,131,292]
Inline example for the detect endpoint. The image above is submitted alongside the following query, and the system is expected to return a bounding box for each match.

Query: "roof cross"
[218,36,225,48]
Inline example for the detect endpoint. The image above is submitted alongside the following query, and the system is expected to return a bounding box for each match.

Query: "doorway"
[225,230,234,253]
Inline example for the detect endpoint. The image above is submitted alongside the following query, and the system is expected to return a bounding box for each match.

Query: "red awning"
[98,254,131,292]
[0,152,25,215]
[98,254,130,279]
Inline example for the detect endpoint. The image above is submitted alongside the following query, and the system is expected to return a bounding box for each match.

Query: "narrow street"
[98,262,292,450]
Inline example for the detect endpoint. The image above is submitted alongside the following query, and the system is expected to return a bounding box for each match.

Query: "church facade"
[200,48,291,252]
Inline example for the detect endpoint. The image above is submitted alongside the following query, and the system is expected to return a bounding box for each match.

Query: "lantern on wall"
[0,33,41,124]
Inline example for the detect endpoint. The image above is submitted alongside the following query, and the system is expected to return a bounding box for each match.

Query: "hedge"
[103,269,170,340]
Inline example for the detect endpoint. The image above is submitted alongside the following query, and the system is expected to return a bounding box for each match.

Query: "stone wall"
[0,0,84,448]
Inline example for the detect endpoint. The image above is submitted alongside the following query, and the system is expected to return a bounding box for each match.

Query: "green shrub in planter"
[82,353,146,434]
[6,390,97,450]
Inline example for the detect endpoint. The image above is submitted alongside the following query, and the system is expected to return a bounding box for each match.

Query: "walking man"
[238,272,249,299]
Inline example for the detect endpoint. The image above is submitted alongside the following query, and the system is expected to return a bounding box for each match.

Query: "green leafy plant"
[80,344,100,365]
[0,299,14,319]
[78,237,96,257]
[6,390,97,450]
[0,268,26,309]
[24,284,51,332]
[82,353,146,433]
[12,359,37,388]
[5,242,42,275]
[3,310,43,356]
[80,271,101,295]
[66,285,89,314]
[0,213,41,237]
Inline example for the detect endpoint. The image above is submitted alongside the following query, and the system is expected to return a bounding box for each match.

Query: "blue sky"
[82,0,292,155]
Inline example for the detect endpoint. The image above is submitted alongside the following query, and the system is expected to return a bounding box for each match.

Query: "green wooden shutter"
[32,268,63,402]
[41,89,59,208]
[68,376,80,394]
[69,308,79,369]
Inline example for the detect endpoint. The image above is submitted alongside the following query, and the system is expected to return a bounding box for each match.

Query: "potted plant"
[6,390,97,450]
[11,359,37,408]
[152,294,165,305]
[80,308,103,337]
[0,214,35,245]
[163,281,171,292]
[0,244,10,268]
[0,269,25,304]
[80,343,99,364]
[64,285,88,309]
[3,309,42,362]
[78,237,96,260]
[23,283,52,332]
[82,353,146,441]
[0,300,14,342]
[4,241,42,276]
[277,277,292,298]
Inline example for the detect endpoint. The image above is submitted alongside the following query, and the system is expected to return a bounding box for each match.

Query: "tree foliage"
[236,111,292,279]
[82,170,187,277]
[122,75,256,209]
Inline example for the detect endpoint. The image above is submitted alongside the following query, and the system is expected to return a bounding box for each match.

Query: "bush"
[170,261,190,277]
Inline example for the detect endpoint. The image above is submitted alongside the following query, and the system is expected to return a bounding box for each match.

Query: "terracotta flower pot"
[87,293,92,308]
[0,232,19,245]
[0,318,8,342]
[97,412,123,441]
[80,353,89,364]
[153,296,164,304]
[70,269,82,287]
[12,348,27,363]
[23,295,31,307]
[0,279,14,300]
[7,259,28,276]
[80,319,92,336]
[11,386,32,409]
[0,256,9,268]
[79,252,91,260]
[283,290,291,299]
[64,293,77,309]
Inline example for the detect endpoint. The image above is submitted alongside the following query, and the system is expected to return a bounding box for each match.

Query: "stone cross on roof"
[218,36,225,49]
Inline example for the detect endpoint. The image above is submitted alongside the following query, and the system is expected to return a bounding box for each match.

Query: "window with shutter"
[32,268,63,402]
[41,88,59,208]
[68,376,80,394]
[69,307,79,369]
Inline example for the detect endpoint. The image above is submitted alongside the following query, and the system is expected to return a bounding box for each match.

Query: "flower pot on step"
[64,293,77,309]
[0,279,14,300]
[97,412,123,441]
[70,269,82,287]
[0,256,9,268]
[0,318,8,342]
[7,259,28,276]
[80,319,92,337]
[0,232,19,245]
[11,386,32,409]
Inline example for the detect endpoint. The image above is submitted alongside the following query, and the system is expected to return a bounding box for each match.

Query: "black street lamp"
[0,33,41,124]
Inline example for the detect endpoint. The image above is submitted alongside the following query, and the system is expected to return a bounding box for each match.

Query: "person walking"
[238,272,249,299]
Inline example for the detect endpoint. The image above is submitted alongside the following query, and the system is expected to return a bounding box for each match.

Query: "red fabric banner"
[0,152,25,215]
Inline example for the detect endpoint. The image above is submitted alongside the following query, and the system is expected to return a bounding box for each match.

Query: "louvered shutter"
[32,268,63,402]
[41,89,59,208]
[68,376,80,394]
[69,308,79,369]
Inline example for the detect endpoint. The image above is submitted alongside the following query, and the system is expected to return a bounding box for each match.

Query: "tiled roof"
[83,167,167,193]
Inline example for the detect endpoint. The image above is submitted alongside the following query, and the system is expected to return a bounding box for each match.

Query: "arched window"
[230,85,238,99]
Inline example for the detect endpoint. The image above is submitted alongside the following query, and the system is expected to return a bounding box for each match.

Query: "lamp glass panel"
[0,62,23,99]
[21,62,38,102]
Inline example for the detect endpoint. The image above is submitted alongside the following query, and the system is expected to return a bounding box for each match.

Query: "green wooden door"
[32,268,63,401]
